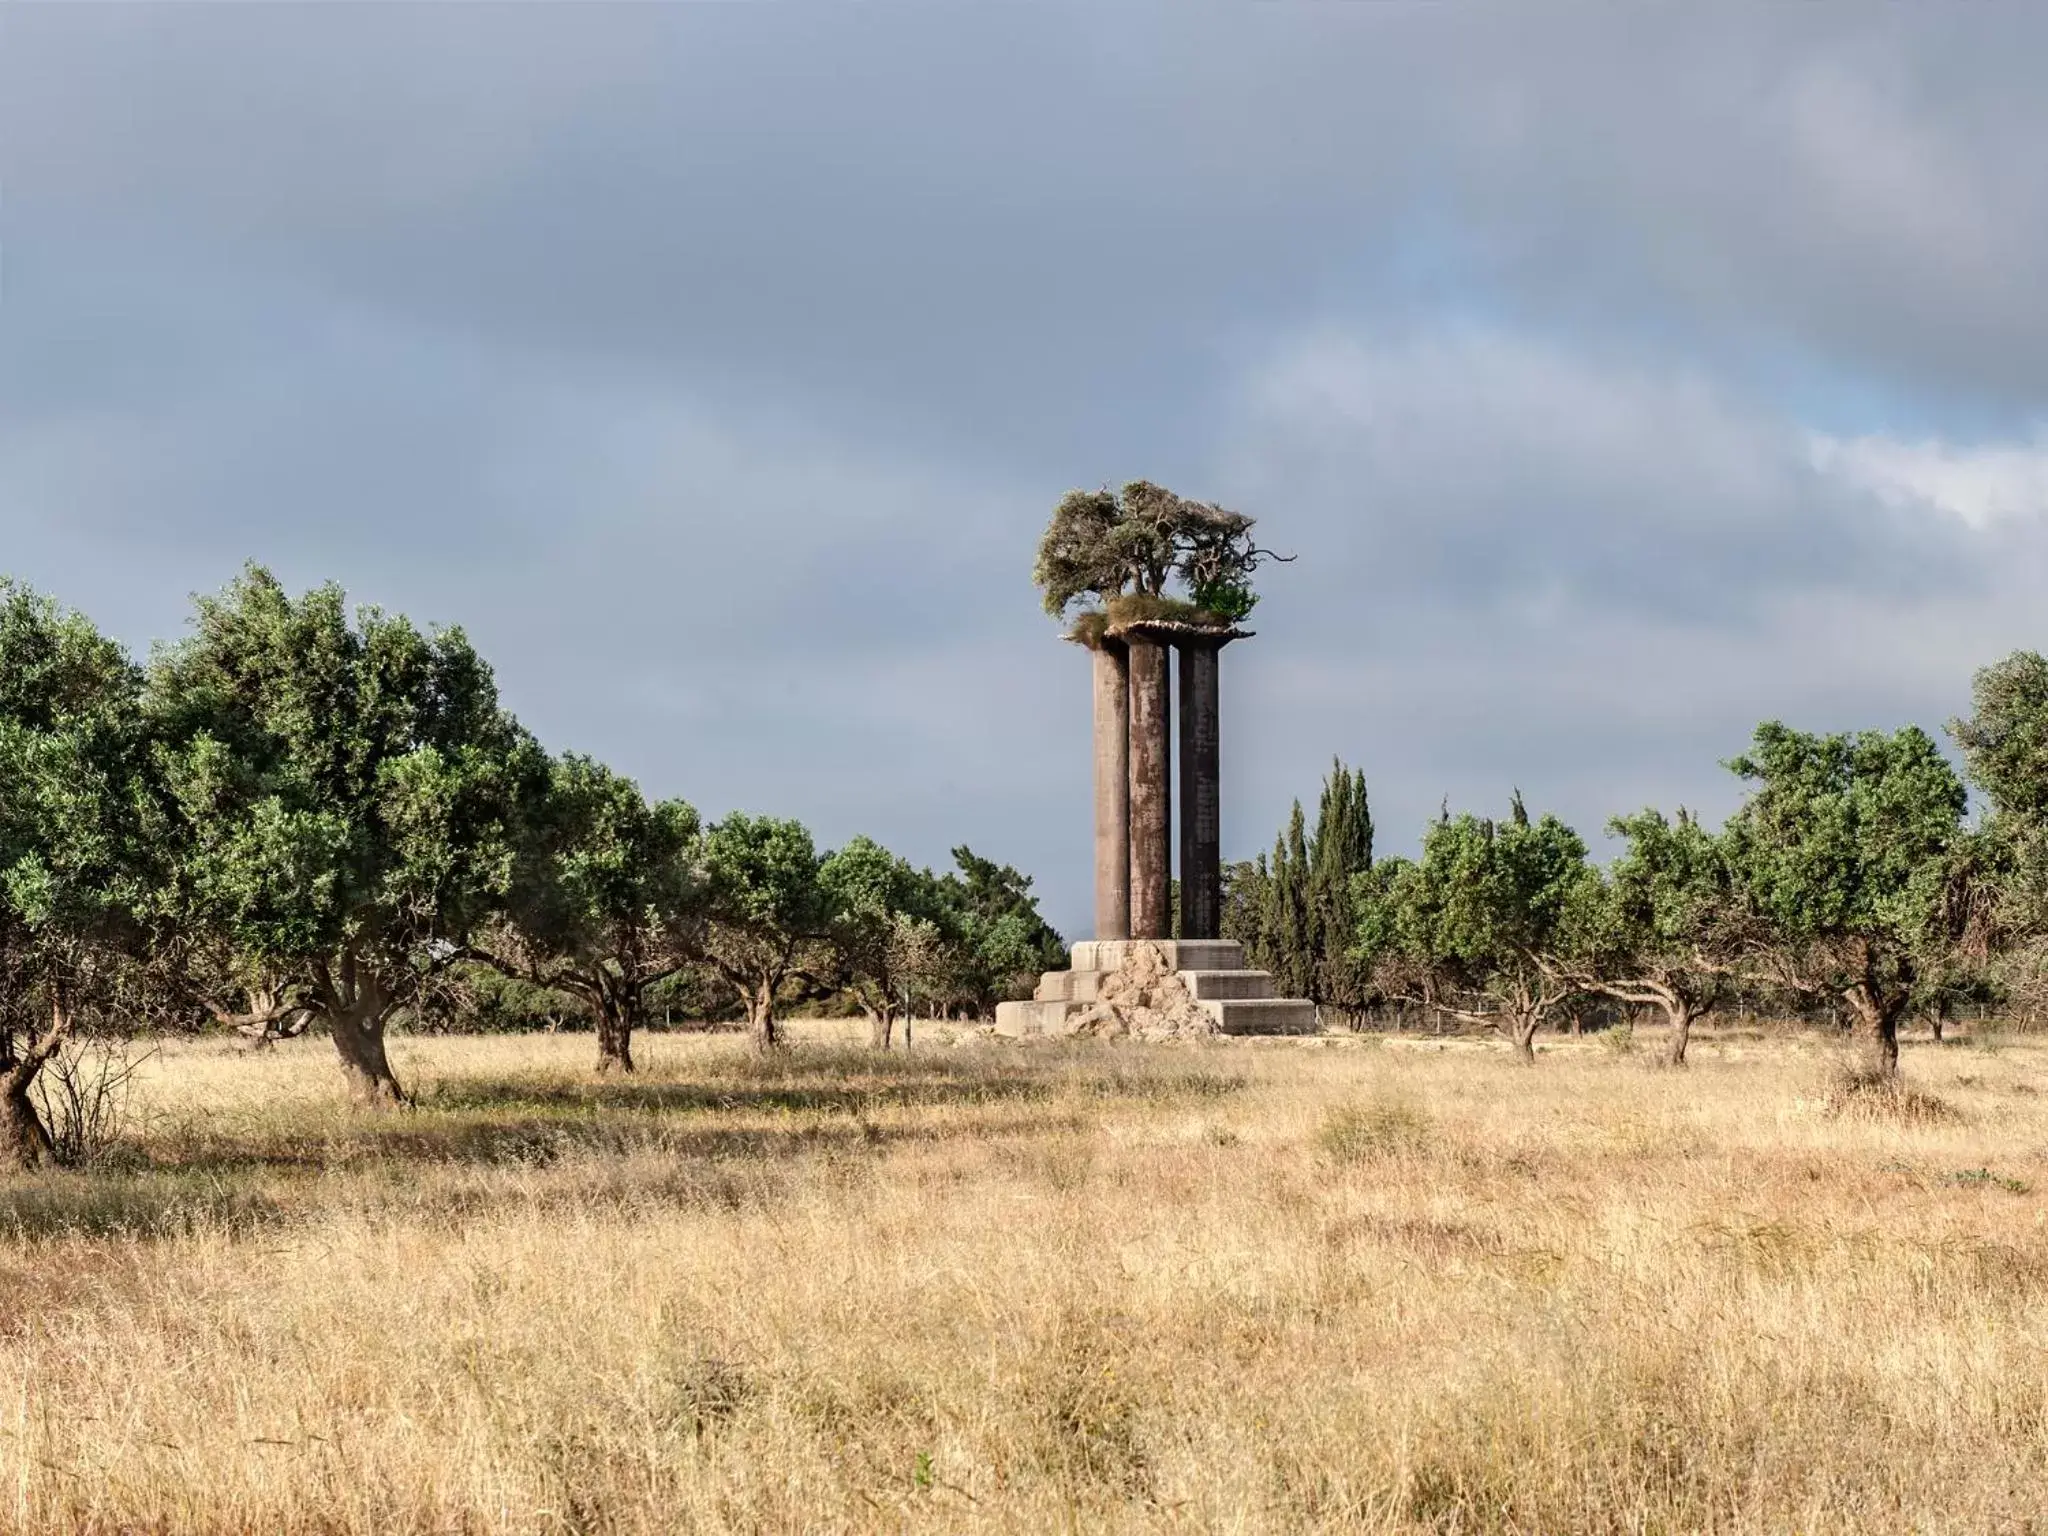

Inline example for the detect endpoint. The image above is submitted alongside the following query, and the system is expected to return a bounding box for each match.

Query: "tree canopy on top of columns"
[1033,481,1286,629]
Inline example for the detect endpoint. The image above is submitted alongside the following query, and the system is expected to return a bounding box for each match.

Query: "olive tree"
[1721,722,1966,1076]
[147,567,541,1104]
[1573,809,1738,1067]
[1356,795,1594,1061]
[697,813,831,1050]
[478,754,702,1073]
[819,836,951,1048]
[0,581,159,1166]
[1033,481,1279,623]
[1951,652,2048,1013]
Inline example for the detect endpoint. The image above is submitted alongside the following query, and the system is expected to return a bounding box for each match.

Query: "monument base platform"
[995,938,1318,1039]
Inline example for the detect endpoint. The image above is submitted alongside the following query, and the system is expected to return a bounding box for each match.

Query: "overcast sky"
[6,6,2048,937]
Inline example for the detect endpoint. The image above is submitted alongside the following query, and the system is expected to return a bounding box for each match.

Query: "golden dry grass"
[4,1022,2048,1533]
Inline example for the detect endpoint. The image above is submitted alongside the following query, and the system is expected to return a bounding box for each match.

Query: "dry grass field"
[3,1021,2047,1533]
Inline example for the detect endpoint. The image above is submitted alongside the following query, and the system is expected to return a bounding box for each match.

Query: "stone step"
[1032,969,1104,1004]
[1178,969,1278,1001]
[994,999,1081,1037]
[1197,997,1320,1035]
[1070,938,1245,973]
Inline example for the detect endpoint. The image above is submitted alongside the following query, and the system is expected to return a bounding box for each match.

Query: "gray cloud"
[4,5,2047,935]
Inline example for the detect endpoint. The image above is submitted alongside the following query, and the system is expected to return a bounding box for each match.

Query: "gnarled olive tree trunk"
[1664,999,1698,1068]
[1506,1013,1540,1063]
[0,992,77,1171]
[314,953,408,1106]
[746,983,779,1052]
[865,1002,898,1051]
[594,990,638,1074]
[1843,981,1906,1077]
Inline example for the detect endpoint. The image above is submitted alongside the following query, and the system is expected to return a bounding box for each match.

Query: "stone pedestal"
[994,938,1318,1038]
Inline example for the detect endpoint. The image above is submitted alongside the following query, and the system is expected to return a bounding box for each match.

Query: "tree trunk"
[1665,1000,1696,1068]
[330,1001,406,1105]
[1843,985,1902,1077]
[595,994,637,1074]
[866,1005,896,1051]
[0,1063,54,1171]
[748,983,779,1052]
[1508,1015,1539,1062]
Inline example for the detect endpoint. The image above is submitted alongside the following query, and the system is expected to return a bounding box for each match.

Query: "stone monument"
[996,485,1317,1038]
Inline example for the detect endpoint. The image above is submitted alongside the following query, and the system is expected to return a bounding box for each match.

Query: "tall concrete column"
[1126,632,1173,940]
[1178,640,1223,939]
[1091,639,1131,941]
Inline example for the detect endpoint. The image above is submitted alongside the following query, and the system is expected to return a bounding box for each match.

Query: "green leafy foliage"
[1354,795,1594,1058]
[0,580,161,1164]
[145,566,544,1101]
[484,754,703,1070]
[1720,722,1967,1070]
[699,814,832,1049]
[1033,481,1274,624]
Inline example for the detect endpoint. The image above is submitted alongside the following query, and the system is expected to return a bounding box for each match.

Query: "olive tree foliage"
[1570,809,1739,1067]
[1950,652,2048,1018]
[1354,795,1594,1062]
[0,581,160,1167]
[146,567,543,1104]
[1719,722,1967,1076]
[475,754,702,1074]
[1032,481,1279,624]
[819,836,952,1049]
[697,813,833,1050]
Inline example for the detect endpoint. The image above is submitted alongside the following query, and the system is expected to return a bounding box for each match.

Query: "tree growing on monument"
[1719,722,1968,1077]
[1033,480,1280,626]
[1354,793,1595,1061]
[474,753,704,1074]
[146,567,543,1104]
[0,580,162,1167]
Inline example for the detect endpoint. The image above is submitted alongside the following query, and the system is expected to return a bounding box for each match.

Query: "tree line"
[1229,657,2048,1075]
[0,567,1064,1165]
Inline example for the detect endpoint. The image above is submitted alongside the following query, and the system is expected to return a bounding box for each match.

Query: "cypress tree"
[1270,801,1315,1000]
[1308,760,1374,1021]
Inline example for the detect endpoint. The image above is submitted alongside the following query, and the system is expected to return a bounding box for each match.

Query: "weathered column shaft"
[1126,635,1173,940]
[1178,642,1222,939]
[1091,640,1131,941]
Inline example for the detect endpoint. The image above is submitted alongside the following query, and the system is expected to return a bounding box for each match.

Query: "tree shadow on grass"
[0,1105,1092,1244]
[418,1073,1055,1118]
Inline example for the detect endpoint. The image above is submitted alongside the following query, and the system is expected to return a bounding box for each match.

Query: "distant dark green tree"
[1220,856,1271,961]
[935,846,1065,1018]
[1721,723,1968,1075]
